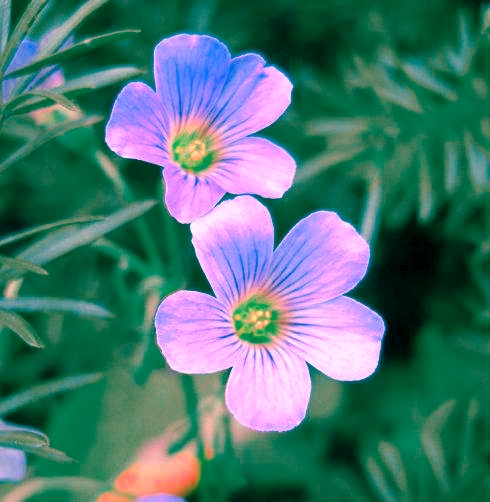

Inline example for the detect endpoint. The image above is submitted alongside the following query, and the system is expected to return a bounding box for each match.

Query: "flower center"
[232,296,281,344]
[171,132,215,173]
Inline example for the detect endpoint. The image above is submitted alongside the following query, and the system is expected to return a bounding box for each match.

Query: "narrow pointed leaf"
[0,216,102,247]
[444,141,460,193]
[20,444,72,463]
[365,456,398,502]
[483,5,490,33]
[465,132,489,191]
[446,14,474,76]
[418,150,436,223]
[0,0,50,72]
[401,61,457,101]
[0,297,112,318]
[10,67,142,116]
[36,0,110,58]
[18,200,156,266]
[0,255,48,277]
[2,30,140,80]
[0,428,49,449]
[296,145,367,183]
[0,372,103,415]
[376,82,422,113]
[5,89,80,116]
[359,162,382,242]
[0,309,43,347]
[57,66,143,93]
[459,398,479,478]
[0,0,11,52]
[421,399,456,492]
[378,441,408,495]
[308,118,369,136]
[0,115,103,174]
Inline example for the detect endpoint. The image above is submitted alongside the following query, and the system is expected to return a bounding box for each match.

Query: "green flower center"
[232,296,281,344]
[171,132,215,173]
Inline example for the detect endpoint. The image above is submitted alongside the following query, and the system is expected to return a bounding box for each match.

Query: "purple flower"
[105,34,295,223]
[137,496,186,502]
[0,420,28,482]
[155,196,385,432]
[2,37,65,103]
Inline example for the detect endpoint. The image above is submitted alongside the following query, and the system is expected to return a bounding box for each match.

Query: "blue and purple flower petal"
[155,196,385,432]
[137,496,186,502]
[105,34,295,223]
[2,35,66,103]
[0,420,28,482]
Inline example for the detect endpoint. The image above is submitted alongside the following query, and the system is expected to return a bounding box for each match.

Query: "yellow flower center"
[232,295,281,344]
[171,132,215,173]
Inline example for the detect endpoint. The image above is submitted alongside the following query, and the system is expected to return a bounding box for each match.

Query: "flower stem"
[95,150,164,276]
[180,374,213,502]
[221,372,235,460]
[158,180,185,286]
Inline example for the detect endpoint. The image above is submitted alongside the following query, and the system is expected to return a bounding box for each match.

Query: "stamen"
[171,132,215,173]
[232,296,281,345]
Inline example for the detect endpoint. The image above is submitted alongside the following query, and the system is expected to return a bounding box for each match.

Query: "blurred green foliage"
[1,0,490,500]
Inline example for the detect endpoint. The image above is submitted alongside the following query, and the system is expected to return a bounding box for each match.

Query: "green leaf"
[0,425,74,463]
[446,14,474,76]
[296,145,367,183]
[378,441,408,495]
[2,29,140,80]
[376,81,422,113]
[4,89,80,116]
[365,456,398,502]
[352,54,422,113]
[0,114,103,174]
[58,66,143,93]
[465,132,489,191]
[36,0,111,58]
[0,215,102,247]
[0,0,50,73]
[418,150,436,223]
[401,60,457,101]
[458,398,479,478]
[444,141,460,194]
[421,399,456,492]
[0,428,49,449]
[9,66,142,116]
[483,5,490,34]
[22,444,72,463]
[358,163,382,242]
[0,0,11,52]
[0,309,44,347]
[0,297,112,318]
[307,118,369,136]
[0,255,48,277]
[0,372,103,415]
[18,200,157,266]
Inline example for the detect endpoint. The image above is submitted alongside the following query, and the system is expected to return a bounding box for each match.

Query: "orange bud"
[114,449,200,497]
[96,491,132,502]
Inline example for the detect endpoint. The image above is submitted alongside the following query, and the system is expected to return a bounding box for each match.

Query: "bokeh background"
[1,0,490,500]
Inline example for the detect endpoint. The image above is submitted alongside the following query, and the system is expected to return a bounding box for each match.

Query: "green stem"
[91,237,152,278]
[180,374,212,502]
[95,150,164,276]
[221,372,235,460]
[133,288,162,385]
[158,180,185,286]
[181,374,202,454]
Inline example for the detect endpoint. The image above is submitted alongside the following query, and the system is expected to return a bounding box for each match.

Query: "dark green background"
[1,0,490,500]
